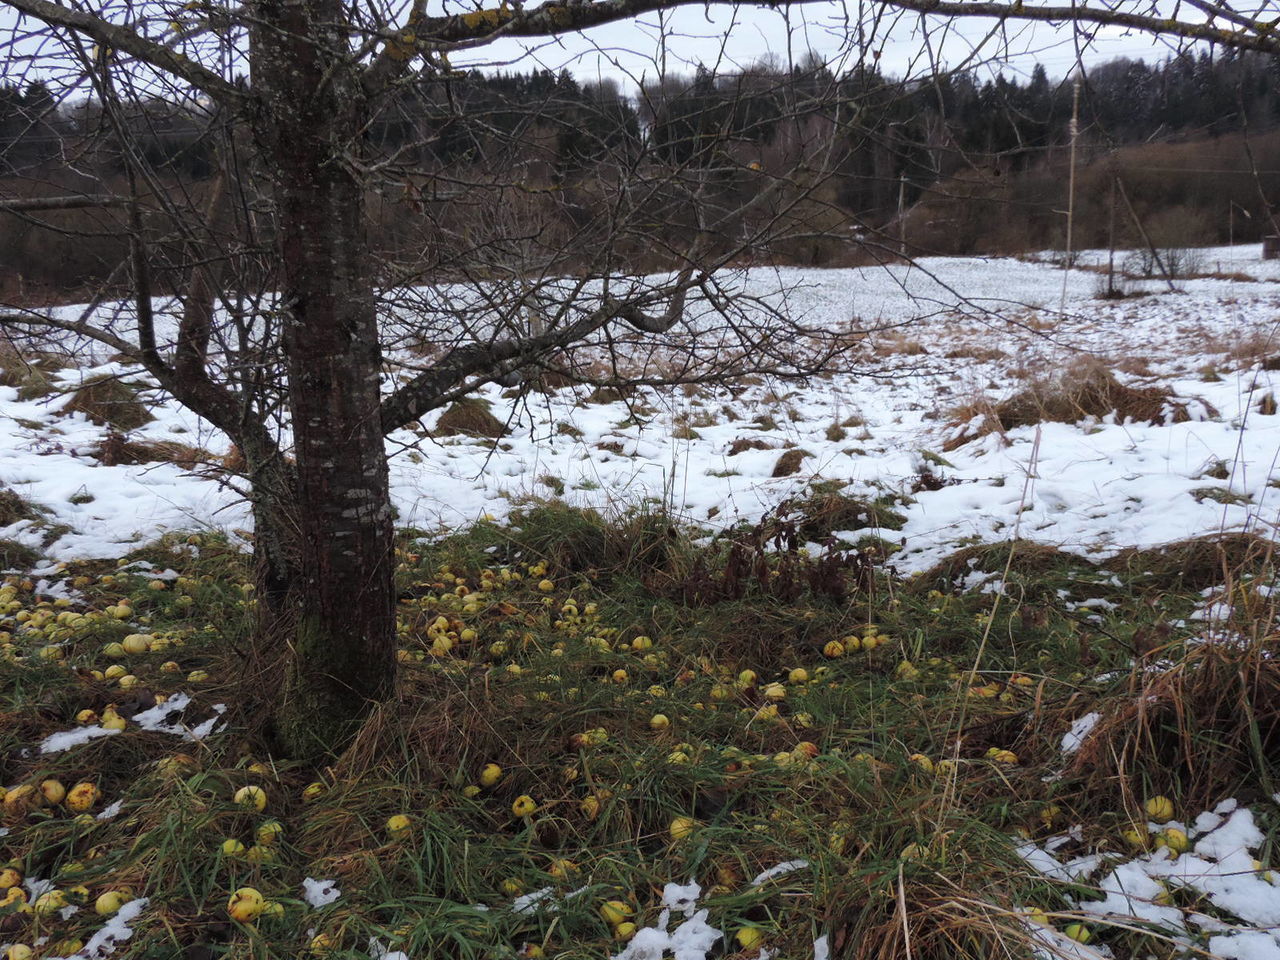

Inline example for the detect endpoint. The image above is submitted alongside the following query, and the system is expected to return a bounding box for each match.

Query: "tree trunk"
[252,0,397,759]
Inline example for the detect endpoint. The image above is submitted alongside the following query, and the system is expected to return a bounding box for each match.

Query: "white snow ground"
[2,245,1278,574]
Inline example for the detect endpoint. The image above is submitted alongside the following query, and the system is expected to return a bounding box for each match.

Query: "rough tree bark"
[250,0,398,756]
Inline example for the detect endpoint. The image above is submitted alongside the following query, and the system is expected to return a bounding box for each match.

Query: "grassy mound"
[788,490,907,542]
[92,435,214,469]
[0,348,61,400]
[913,540,1103,601]
[771,449,810,477]
[0,486,44,528]
[1072,635,1280,810]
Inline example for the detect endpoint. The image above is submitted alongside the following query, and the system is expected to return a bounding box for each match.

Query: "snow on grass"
[46,897,149,959]
[2,247,1278,570]
[610,881,722,960]
[36,694,225,753]
[1060,713,1101,755]
[132,693,226,740]
[368,938,411,960]
[609,876,832,960]
[39,725,121,754]
[1017,800,1280,955]
[749,859,810,887]
[95,799,123,820]
[302,878,342,908]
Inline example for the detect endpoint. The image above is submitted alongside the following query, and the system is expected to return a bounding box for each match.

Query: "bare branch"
[366,0,1280,76]
[378,285,714,433]
[0,194,129,211]
[870,0,1280,56]
[1,0,247,105]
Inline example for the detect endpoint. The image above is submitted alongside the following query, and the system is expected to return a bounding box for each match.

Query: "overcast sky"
[0,0,1212,98]
[454,1,1200,90]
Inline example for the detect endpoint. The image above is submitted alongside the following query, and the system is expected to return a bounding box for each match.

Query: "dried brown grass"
[728,437,776,456]
[1115,531,1275,592]
[0,346,61,399]
[944,361,1216,451]
[772,448,810,477]
[831,872,1037,960]
[92,434,214,468]
[1070,634,1280,811]
[64,375,155,432]
[433,398,508,439]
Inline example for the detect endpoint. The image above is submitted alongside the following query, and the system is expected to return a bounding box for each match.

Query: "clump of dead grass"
[1070,634,1280,811]
[728,437,776,456]
[1115,531,1274,592]
[64,374,156,432]
[0,485,44,527]
[772,448,810,477]
[838,882,1040,960]
[790,490,907,542]
[433,398,508,439]
[0,347,62,399]
[914,541,1097,596]
[92,434,215,468]
[944,361,1217,450]
[0,538,41,569]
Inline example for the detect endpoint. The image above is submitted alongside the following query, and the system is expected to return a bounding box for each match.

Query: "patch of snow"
[749,860,810,887]
[23,876,56,899]
[511,887,556,915]
[132,693,226,740]
[1061,713,1102,755]
[301,878,342,908]
[1021,802,1280,954]
[39,725,122,754]
[47,896,147,959]
[96,800,123,820]
[368,937,411,960]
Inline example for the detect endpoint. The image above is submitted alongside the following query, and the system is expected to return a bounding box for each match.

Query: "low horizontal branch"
[0,195,130,212]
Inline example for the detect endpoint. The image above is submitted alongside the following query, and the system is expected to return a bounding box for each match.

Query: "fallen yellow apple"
[227,887,265,923]
[669,816,698,841]
[599,900,634,926]
[1145,796,1174,823]
[66,782,101,813]
[735,927,764,951]
[233,785,267,812]
[1064,923,1091,943]
[387,814,412,838]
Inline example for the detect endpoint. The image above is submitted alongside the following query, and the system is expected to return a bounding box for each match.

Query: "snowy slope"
[2,247,1278,568]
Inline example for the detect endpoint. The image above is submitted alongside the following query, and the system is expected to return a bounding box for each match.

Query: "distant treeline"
[3,49,1279,297]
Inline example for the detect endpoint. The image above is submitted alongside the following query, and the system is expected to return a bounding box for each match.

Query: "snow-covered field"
[2,244,1279,569]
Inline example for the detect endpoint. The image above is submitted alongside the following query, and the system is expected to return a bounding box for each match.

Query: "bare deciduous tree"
[0,0,1273,756]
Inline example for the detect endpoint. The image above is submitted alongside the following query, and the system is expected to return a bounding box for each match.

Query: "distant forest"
[3,48,1279,297]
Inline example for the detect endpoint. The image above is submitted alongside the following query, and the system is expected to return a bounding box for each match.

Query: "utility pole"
[1107,175,1117,297]
[1060,74,1081,312]
[897,173,907,256]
